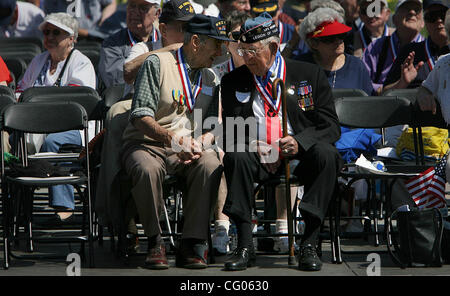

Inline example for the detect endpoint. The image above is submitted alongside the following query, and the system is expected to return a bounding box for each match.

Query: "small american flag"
[405,151,449,209]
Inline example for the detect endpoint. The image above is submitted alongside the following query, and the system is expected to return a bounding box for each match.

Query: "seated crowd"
[0,0,450,272]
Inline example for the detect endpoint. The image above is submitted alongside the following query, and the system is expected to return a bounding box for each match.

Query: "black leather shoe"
[224,247,256,271]
[298,244,322,271]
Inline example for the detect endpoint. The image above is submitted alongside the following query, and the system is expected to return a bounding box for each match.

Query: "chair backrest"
[0,51,39,65]
[334,96,413,128]
[0,37,44,51]
[3,57,27,82]
[0,85,15,98]
[382,88,418,103]
[3,101,87,134]
[332,88,368,100]
[19,86,104,121]
[101,84,126,109]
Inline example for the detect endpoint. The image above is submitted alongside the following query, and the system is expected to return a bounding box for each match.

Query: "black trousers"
[222,143,343,225]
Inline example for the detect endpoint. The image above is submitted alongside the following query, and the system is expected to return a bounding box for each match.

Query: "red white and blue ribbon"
[278,20,284,44]
[253,52,286,145]
[227,58,235,73]
[389,32,424,62]
[127,29,137,47]
[358,23,389,51]
[176,47,202,112]
[425,37,436,71]
[152,28,159,43]
[253,52,286,114]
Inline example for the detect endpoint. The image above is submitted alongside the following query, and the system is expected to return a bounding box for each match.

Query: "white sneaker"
[212,228,230,255]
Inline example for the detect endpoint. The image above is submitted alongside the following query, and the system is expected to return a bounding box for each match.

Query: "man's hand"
[251,140,281,174]
[279,136,299,158]
[399,51,424,88]
[176,137,203,165]
[417,86,437,114]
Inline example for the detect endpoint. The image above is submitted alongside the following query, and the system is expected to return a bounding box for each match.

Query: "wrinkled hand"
[279,136,299,158]
[417,87,437,114]
[176,137,203,165]
[251,140,281,174]
[400,51,424,87]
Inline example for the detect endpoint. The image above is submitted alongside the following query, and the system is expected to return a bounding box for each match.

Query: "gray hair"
[40,12,79,41]
[299,7,345,50]
[446,9,450,37]
[310,0,346,20]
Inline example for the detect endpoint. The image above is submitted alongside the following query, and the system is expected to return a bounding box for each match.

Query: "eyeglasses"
[315,33,347,44]
[237,46,265,57]
[43,29,62,36]
[424,9,447,23]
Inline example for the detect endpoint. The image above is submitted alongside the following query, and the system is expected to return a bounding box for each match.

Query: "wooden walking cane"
[272,78,296,265]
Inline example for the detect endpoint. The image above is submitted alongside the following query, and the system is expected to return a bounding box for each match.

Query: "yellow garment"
[396,127,449,159]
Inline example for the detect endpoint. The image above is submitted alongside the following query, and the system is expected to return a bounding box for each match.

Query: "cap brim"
[39,19,75,35]
[308,21,352,38]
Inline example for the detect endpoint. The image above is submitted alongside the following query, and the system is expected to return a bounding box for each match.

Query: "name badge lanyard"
[176,47,202,113]
[253,53,286,145]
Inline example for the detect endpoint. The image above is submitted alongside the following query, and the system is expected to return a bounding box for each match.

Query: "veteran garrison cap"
[238,12,279,43]
[186,14,233,41]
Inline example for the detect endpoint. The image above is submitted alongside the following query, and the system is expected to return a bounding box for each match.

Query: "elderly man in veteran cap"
[220,12,342,271]
[121,14,231,269]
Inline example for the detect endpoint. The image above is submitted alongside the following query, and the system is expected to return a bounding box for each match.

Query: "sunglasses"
[316,33,347,44]
[424,9,447,23]
[43,29,62,36]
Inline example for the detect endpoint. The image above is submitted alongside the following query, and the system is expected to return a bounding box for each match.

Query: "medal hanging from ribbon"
[253,53,286,145]
[176,47,202,113]
[425,37,436,71]
[389,32,423,62]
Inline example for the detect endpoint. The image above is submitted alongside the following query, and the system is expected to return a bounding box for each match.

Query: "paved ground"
[1,234,449,277]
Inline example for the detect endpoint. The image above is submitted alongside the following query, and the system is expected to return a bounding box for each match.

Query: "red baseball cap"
[306,20,352,39]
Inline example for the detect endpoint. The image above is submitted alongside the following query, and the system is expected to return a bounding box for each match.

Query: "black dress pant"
[222,143,343,224]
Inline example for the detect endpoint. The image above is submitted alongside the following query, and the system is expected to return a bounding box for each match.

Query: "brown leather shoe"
[145,244,169,270]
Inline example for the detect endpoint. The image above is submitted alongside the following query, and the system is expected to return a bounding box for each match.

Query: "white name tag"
[235,91,251,103]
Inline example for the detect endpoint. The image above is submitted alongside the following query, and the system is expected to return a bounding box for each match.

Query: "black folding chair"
[3,57,27,84]
[0,37,44,52]
[1,102,94,269]
[334,96,427,257]
[332,88,368,100]
[101,84,126,115]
